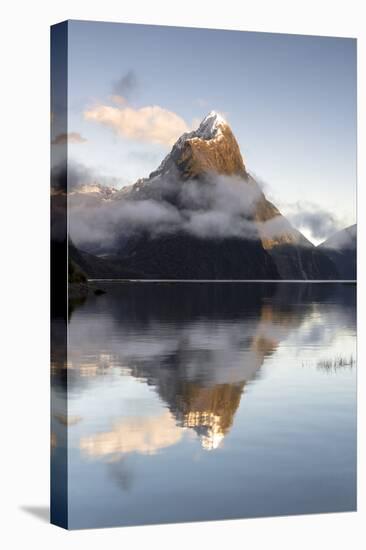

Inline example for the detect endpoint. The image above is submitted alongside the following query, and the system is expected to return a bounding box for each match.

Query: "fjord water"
[52,282,356,529]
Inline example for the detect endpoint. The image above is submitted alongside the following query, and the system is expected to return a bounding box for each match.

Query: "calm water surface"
[51,282,356,529]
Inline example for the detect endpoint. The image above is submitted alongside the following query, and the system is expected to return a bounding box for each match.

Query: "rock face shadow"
[20,506,49,523]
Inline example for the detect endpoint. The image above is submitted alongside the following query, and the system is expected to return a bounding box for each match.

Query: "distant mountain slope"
[69,242,144,279]
[318,224,356,280]
[319,224,356,251]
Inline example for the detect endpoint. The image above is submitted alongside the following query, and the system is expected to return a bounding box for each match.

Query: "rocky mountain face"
[113,233,279,280]
[318,224,356,280]
[70,111,340,280]
[149,111,248,180]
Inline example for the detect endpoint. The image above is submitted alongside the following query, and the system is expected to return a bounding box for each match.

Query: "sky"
[60,20,356,244]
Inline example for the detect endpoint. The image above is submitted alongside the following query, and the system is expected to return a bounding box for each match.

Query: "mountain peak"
[195,111,227,140]
[150,110,246,179]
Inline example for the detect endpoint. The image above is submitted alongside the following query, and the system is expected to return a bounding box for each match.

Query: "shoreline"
[87,279,357,284]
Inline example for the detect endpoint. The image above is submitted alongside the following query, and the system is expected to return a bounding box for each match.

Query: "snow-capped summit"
[148,110,246,180]
[195,111,227,140]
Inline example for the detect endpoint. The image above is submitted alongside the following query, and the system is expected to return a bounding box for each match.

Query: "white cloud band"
[84,100,189,146]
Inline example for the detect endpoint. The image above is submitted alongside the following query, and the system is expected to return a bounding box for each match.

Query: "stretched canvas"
[51,20,357,530]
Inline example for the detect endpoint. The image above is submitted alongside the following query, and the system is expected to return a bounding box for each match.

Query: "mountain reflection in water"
[51,282,356,528]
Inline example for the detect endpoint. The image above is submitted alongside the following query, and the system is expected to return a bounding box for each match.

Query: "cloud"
[67,163,265,250]
[80,412,182,458]
[51,161,120,195]
[84,102,190,146]
[110,95,127,106]
[51,132,87,145]
[112,69,138,98]
[65,162,345,252]
[284,201,344,242]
